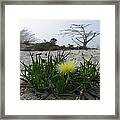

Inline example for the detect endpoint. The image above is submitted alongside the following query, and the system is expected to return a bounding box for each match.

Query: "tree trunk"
[83,42,87,49]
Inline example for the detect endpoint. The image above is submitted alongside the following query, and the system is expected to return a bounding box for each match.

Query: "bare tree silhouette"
[20,28,37,45]
[60,24,100,49]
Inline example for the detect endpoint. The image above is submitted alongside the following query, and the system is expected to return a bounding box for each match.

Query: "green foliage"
[21,50,70,93]
[20,50,100,99]
[70,54,100,94]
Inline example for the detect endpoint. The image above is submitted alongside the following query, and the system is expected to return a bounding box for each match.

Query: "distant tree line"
[20,37,81,51]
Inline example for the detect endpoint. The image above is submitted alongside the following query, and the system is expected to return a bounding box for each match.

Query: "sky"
[20,20,100,48]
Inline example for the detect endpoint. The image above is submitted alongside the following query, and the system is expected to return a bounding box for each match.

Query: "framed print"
[0,0,119,119]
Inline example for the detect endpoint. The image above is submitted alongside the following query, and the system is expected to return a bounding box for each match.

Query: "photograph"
[20,20,100,100]
[1,1,118,118]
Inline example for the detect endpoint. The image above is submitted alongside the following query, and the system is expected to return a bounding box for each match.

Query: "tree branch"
[86,31,93,37]
[72,38,81,47]
[87,33,100,43]
[76,37,84,43]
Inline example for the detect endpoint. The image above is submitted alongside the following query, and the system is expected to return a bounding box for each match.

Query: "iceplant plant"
[57,60,76,84]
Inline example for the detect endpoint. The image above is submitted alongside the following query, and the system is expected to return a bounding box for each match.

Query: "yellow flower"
[57,60,76,73]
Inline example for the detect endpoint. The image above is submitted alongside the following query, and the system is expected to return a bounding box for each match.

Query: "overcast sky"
[20,20,100,48]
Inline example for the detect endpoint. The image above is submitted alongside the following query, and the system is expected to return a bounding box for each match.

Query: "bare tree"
[20,28,37,45]
[60,24,100,49]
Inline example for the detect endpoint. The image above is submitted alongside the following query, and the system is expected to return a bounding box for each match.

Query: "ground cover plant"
[20,50,100,100]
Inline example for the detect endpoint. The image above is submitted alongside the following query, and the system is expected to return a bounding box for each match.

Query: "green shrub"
[69,54,100,95]
[20,50,100,99]
[21,50,70,93]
